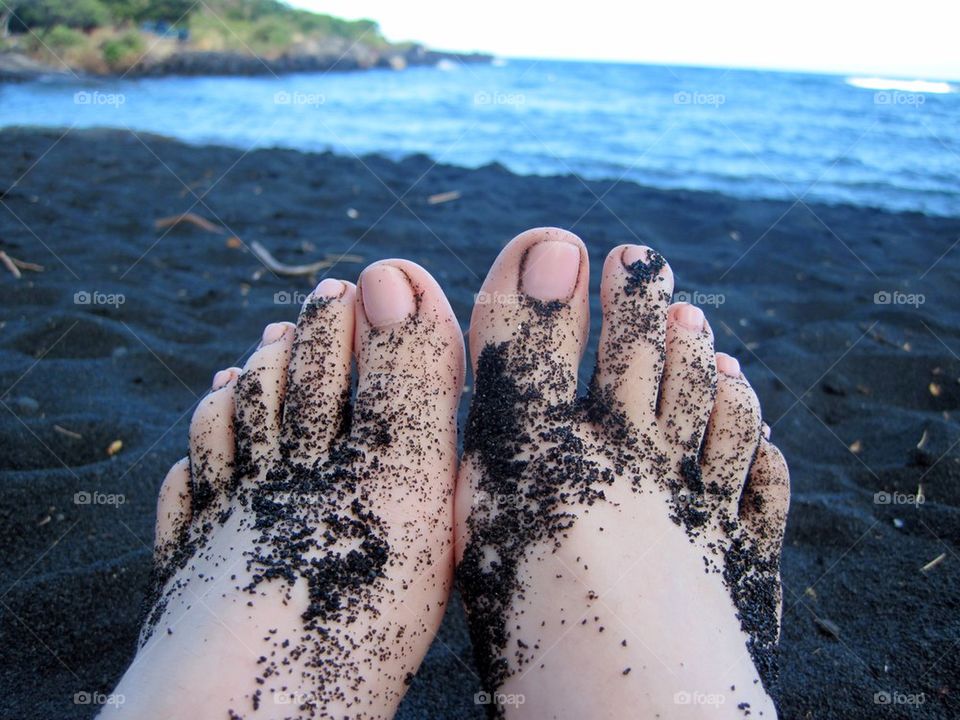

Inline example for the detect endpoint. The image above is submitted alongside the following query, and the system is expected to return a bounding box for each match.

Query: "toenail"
[521,241,580,301]
[211,369,234,390]
[674,303,705,331]
[261,322,289,345]
[716,352,741,376]
[311,278,345,299]
[360,264,416,327]
[621,244,651,267]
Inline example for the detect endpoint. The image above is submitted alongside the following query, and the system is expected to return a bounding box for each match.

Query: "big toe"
[352,260,465,488]
[468,227,590,418]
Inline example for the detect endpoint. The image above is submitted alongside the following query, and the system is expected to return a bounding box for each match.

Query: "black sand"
[1,127,958,719]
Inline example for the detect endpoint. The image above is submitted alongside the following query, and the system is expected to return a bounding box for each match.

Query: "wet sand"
[1,127,958,719]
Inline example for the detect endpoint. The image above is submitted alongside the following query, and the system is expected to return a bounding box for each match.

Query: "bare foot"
[456,229,790,719]
[103,262,464,719]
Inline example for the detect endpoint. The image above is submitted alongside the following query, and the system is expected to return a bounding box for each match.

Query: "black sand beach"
[1,127,958,719]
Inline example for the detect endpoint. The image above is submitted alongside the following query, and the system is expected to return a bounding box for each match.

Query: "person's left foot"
[455,229,790,719]
[103,262,464,719]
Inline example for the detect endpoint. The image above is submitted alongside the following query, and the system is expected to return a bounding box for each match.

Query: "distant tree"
[0,1,22,38]
[12,0,111,31]
[216,0,289,22]
[101,0,195,24]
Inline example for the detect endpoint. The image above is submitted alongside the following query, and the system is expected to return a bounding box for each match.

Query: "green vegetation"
[10,0,112,32]
[1,0,389,73]
[101,30,146,69]
[42,25,88,51]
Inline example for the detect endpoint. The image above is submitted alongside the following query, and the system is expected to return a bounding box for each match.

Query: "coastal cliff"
[0,0,491,81]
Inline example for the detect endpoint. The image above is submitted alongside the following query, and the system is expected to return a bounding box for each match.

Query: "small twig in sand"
[250,241,363,277]
[427,190,461,205]
[921,552,946,573]
[154,212,225,234]
[0,251,20,278]
[53,424,83,440]
[0,250,45,279]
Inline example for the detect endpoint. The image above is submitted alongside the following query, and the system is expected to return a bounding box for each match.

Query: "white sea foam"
[846,77,954,94]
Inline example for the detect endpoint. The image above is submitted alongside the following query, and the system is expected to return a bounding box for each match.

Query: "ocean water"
[1,60,957,216]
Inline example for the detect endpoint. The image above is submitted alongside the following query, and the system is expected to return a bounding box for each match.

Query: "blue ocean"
[1,60,957,216]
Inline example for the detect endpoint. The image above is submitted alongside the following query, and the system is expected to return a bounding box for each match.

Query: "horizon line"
[432,53,959,83]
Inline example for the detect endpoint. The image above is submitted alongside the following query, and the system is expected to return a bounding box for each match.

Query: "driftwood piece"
[250,241,363,277]
[427,190,461,205]
[154,212,225,234]
[0,250,45,279]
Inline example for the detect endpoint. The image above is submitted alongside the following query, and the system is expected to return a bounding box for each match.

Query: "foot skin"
[104,263,464,719]
[456,229,790,719]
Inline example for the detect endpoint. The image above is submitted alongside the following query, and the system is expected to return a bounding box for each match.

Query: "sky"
[289,0,959,80]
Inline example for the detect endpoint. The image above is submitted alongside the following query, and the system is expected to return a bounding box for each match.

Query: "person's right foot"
[104,260,465,719]
[456,229,790,719]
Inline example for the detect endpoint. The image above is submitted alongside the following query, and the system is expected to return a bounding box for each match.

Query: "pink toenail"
[622,245,651,266]
[674,304,705,331]
[716,353,741,376]
[311,278,345,299]
[361,264,415,327]
[211,369,234,390]
[261,322,289,345]
[521,241,580,301]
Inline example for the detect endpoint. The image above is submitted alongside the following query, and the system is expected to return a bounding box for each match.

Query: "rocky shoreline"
[0,45,492,82]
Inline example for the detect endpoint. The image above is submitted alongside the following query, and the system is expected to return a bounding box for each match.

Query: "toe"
[740,439,790,552]
[281,279,355,466]
[155,458,190,562]
[656,303,718,452]
[234,322,295,483]
[592,244,674,425]
[701,354,762,515]
[353,260,465,468]
[469,227,589,412]
[188,367,240,507]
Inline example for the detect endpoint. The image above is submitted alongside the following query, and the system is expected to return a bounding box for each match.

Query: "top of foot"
[106,263,464,719]
[456,228,790,719]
